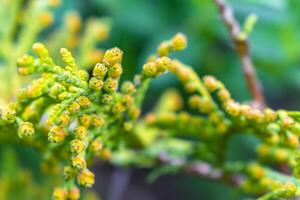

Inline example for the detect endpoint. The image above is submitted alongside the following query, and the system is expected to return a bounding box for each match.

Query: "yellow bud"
[203,76,219,92]
[56,113,70,127]
[145,113,156,125]
[27,80,44,98]
[274,149,288,162]
[123,121,133,132]
[60,48,76,68]
[157,41,170,57]
[68,101,80,114]
[108,63,123,78]
[63,166,76,180]
[121,95,134,107]
[188,95,201,110]
[209,112,223,124]
[39,11,53,27]
[75,70,89,81]
[128,107,141,120]
[155,56,171,74]
[76,96,91,108]
[103,47,123,67]
[101,94,113,104]
[198,97,214,113]
[17,54,34,67]
[72,156,86,170]
[264,108,277,122]
[90,139,103,154]
[89,77,104,91]
[217,89,231,102]
[184,82,197,93]
[70,139,85,154]
[74,126,88,139]
[78,115,92,128]
[112,102,126,114]
[177,67,190,82]
[101,148,111,160]
[121,81,135,94]
[92,115,105,127]
[103,78,118,93]
[93,63,107,78]
[68,187,80,200]
[18,122,35,138]
[65,12,81,32]
[256,144,269,157]
[48,126,67,143]
[143,62,158,77]
[49,0,60,7]
[32,42,49,58]
[52,187,67,200]
[247,163,264,179]
[266,134,280,145]
[171,33,187,51]
[77,169,95,187]
[286,133,299,149]
[1,108,16,123]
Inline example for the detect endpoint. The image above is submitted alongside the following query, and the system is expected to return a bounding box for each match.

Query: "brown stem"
[157,153,243,186]
[213,0,265,109]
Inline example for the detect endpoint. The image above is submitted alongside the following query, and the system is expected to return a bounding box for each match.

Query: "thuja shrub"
[2,1,300,200]
[0,32,300,200]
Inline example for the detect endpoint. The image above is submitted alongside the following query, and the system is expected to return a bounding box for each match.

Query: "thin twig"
[157,153,243,186]
[213,0,265,109]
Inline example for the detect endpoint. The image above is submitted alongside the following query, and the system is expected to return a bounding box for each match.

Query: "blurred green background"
[77,0,300,109]
[2,0,300,199]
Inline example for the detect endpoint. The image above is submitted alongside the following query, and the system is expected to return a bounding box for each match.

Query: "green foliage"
[1,31,300,199]
[2,0,300,200]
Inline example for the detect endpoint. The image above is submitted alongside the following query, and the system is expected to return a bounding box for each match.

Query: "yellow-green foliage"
[1,32,300,200]
[1,2,300,199]
[0,0,110,105]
